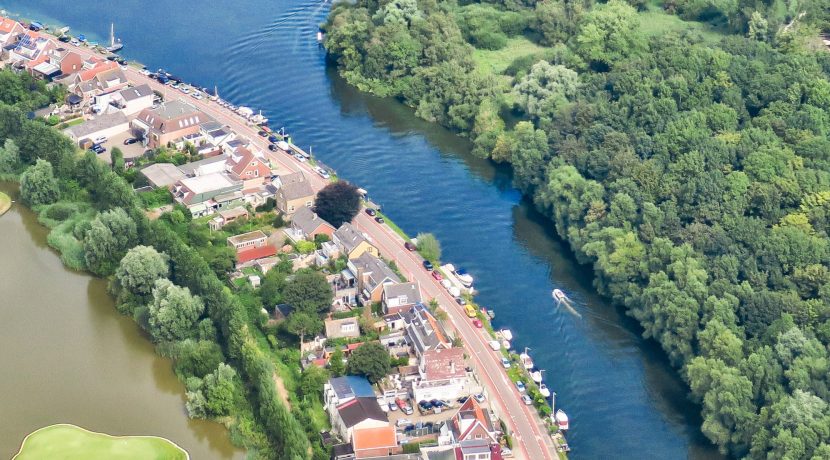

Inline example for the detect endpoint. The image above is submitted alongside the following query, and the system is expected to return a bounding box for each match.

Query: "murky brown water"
[0,183,243,459]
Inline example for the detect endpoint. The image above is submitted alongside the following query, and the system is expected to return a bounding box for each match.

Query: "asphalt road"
[64,42,556,460]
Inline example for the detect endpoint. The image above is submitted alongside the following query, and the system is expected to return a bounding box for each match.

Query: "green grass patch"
[376,211,409,240]
[637,2,725,43]
[0,191,10,216]
[472,36,546,76]
[14,424,188,460]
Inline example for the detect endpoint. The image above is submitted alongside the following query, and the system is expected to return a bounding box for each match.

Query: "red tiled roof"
[78,60,118,82]
[422,347,466,380]
[352,426,397,450]
[0,17,21,34]
[230,147,271,180]
[236,245,277,264]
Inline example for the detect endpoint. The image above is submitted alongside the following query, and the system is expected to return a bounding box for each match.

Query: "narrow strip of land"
[0,191,11,216]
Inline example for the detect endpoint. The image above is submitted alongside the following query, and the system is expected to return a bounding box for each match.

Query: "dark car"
[455,297,467,306]
[268,135,279,143]
[404,241,416,251]
[258,130,268,137]
[365,208,376,216]
[375,216,384,224]
[268,144,278,151]
[58,35,70,43]
[123,137,138,145]
[418,400,433,413]
[423,260,434,271]
[430,399,445,408]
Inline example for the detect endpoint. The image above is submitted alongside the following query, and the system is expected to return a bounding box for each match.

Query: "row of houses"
[323,375,503,460]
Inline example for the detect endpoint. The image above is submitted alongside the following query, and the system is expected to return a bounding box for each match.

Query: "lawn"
[472,36,546,76]
[638,0,726,43]
[14,424,188,460]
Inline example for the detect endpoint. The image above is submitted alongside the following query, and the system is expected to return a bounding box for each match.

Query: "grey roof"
[383,282,421,305]
[199,120,223,132]
[151,99,201,121]
[141,163,186,188]
[119,83,153,101]
[352,253,400,293]
[325,317,360,339]
[337,397,387,428]
[177,154,228,176]
[64,112,129,140]
[405,304,448,356]
[291,206,333,236]
[280,174,314,201]
[335,223,371,254]
[329,376,375,401]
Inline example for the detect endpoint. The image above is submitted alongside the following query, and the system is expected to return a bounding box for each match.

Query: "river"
[0,183,243,458]
[0,1,724,458]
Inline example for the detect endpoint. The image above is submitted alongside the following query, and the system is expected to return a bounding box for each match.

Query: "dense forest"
[325,0,830,457]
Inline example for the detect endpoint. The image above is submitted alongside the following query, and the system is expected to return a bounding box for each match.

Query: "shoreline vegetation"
[13,424,189,460]
[324,0,830,458]
[1,72,316,458]
[0,191,10,216]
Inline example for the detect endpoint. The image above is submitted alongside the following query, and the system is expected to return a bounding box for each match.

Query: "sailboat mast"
[110,23,114,47]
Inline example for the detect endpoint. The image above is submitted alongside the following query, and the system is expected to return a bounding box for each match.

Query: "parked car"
[431,271,443,281]
[501,357,511,368]
[423,260,434,271]
[294,153,308,162]
[455,297,467,305]
[515,380,526,392]
[396,418,412,427]
[456,396,469,404]
[501,447,514,458]
[374,216,384,223]
[418,400,433,413]
[268,135,279,143]
[258,130,268,137]
[522,395,533,405]
[474,393,486,403]
[93,135,108,145]
[404,241,416,251]
[441,279,452,290]
[123,137,138,145]
[314,167,330,179]
[268,143,277,151]
[430,399,445,408]
[395,398,413,415]
[472,319,483,328]
[365,208,376,216]
[388,402,398,412]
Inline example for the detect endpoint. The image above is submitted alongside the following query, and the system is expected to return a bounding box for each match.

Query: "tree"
[202,363,239,417]
[574,0,644,68]
[416,232,441,262]
[83,208,138,276]
[346,342,391,383]
[111,147,125,176]
[148,279,205,342]
[260,268,287,307]
[19,159,59,206]
[115,245,169,298]
[299,366,330,402]
[513,61,579,119]
[282,271,333,314]
[285,310,323,344]
[329,348,346,377]
[0,138,19,174]
[313,181,362,227]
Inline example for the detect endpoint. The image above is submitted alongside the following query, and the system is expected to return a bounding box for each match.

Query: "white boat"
[519,348,534,370]
[106,23,123,53]
[552,288,567,302]
[499,329,513,341]
[455,268,474,288]
[502,340,511,350]
[539,383,551,398]
[250,110,268,125]
[237,106,254,118]
[555,409,569,431]
[531,370,543,383]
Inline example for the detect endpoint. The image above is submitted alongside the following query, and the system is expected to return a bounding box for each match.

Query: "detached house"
[0,17,25,50]
[287,206,335,242]
[448,398,501,460]
[275,172,314,216]
[132,99,212,149]
[172,172,243,217]
[7,32,54,68]
[412,347,469,403]
[324,376,388,442]
[348,253,400,305]
[325,316,360,339]
[352,426,400,459]
[333,223,379,260]
[227,146,271,190]
[382,282,422,315]
[405,303,450,357]
[227,230,277,265]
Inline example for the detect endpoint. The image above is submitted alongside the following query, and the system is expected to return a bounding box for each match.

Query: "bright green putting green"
[14,424,189,460]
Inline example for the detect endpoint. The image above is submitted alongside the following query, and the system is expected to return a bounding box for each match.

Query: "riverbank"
[14,424,189,460]
[0,192,10,216]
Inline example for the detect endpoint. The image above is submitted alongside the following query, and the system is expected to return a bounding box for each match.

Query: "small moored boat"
[531,370,543,383]
[519,347,534,370]
[539,383,551,398]
[555,409,569,431]
[501,340,511,350]
[455,268,474,288]
[500,329,513,341]
[106,23,123,53]
[552,288,568,302]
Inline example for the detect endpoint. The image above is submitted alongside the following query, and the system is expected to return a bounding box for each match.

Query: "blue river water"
[1,1,725,458]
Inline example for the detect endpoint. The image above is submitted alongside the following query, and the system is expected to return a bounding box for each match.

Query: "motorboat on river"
[539,383,551,398]
[531,370,543,384]
[520,347,534,370]
[555,409,570,431]
[552,288,568,302]
[500,329,513,341]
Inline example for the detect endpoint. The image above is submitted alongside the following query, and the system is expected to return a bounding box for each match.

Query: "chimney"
[450,360,455,374]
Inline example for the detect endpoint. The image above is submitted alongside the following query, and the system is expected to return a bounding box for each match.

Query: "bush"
[45,202,76,221]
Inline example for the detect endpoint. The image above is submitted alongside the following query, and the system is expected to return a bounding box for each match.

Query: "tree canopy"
[148,279,205,342]
[115,245,169,298]
[313,181,362,228]
[19,159,59,206]
[346,342,391,383]
[281,271,333,314]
